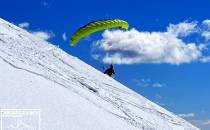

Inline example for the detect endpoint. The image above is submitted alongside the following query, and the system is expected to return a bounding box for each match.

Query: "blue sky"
[1,0,210,128]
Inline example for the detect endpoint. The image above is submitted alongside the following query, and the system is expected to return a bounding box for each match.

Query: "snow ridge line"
[0,39,196,130]
[0,49,149,129]
[0,40,170,129]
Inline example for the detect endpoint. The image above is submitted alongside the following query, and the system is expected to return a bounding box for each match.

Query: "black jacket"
[104,67,115,77]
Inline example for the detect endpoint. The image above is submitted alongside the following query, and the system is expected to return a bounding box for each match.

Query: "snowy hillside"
[0,18,199,130]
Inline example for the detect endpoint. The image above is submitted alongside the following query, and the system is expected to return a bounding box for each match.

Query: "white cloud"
[178,113,195,118]
[189,119,210,130]
[167,21,197,37]
[200,56,210,62]
[202,20,210,28]
[62,32,67,41]
[202,31,210,40]
[133,79,150,87]
[91,54,101,60]
[18,22,30,29]
[201,19,210,40]
[155,94,162,99]
[152,83,165,88]
[92,20,210,64]
[203,120,210,125]
[94,27,201,64]
[17,22,54,41]
[32,31,54,41]
[133,78,165,88]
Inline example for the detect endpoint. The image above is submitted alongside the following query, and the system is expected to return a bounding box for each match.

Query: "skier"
[104,64,115,77]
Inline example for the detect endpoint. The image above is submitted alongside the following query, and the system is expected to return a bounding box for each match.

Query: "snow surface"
[0,18,199,130]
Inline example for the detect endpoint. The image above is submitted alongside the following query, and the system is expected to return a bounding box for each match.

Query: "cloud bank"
[18,22,30,29]
[92,20,210,65]
[32,31,54,41]
[178,113,195,118]
[133,78,165,88]
[18,22,54,41]
[62,32,67,41]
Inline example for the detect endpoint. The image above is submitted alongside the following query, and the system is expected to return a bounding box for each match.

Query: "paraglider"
[70,19,129,46]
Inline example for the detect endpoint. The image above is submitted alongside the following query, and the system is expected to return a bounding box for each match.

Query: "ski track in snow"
[0,18,199,130]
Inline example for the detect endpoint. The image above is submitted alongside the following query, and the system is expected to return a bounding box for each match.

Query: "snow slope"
[0,18,199,130]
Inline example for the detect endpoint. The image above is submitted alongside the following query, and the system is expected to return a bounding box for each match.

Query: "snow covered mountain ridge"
[0,18,199,130]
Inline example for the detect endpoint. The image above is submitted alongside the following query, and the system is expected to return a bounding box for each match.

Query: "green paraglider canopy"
[70,19,129,46]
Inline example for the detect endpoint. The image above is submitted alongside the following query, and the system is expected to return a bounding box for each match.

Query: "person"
[104,64,115,77]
